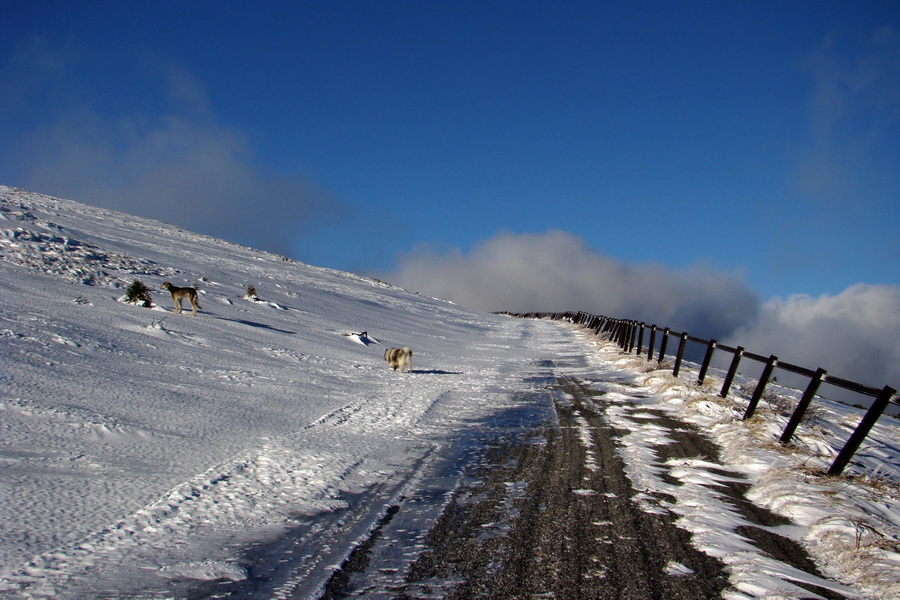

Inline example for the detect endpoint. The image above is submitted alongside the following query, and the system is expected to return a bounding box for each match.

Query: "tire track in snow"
[312,374,858,600]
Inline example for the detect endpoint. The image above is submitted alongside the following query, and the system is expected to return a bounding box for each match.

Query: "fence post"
[720,347,744,398]
[780,368,826,444]
[828,385,897,476]
[698,340,716,385]
[636,323,645,355]
[658,328,670,363]
[673,332,688,377]
[743,355,778,420]
[648,325,657,361]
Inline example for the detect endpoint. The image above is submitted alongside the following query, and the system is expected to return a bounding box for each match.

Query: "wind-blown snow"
[1,186,898,599]
[566,337,900,599]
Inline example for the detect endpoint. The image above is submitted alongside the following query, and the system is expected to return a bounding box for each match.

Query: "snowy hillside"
[1,186,898,600]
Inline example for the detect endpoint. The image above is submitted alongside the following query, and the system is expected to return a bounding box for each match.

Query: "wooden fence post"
[658,328,670,363]
[673,332,688,377]
[780,368,826,444]
[828,385,897,476]
[698,340,716,385]
[648,325,657,361]
[636,323,645,355]
[743,355,778,420]
[720,347,744,398]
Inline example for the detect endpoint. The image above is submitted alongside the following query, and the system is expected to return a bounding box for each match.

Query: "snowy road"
[147,349,862,600]
[291,374,857,600]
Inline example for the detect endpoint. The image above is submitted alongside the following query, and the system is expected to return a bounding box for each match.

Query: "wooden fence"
[502,311,898,477]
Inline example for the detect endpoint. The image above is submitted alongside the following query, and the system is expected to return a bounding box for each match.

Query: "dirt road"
[319,377,849,600]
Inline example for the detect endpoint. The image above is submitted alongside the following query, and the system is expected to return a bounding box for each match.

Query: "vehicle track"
[319,378,852,600]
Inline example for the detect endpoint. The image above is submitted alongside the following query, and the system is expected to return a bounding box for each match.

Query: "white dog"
[384,347,413,372]
[161,281,201,316]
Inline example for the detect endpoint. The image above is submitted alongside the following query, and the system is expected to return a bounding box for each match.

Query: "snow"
[568,335,900,599]
[1,185,899,599]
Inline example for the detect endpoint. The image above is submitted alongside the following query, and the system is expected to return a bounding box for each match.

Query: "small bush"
[245,284,259,300]
[125,279,153,307]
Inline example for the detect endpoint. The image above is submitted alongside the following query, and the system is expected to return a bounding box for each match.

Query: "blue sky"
[2,1,899,315]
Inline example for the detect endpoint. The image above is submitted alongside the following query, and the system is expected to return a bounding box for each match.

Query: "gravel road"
[319,378,850,600]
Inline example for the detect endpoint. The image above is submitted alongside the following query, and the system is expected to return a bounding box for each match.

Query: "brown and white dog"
[161,281,201,316]
[384,347,413,372]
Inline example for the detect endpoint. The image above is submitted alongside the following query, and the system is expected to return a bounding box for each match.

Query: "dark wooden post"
[780,368,826,444]
[647,325,657,361]
[673,332,688,377]
[636,323,645,356]
[828,386,897,476]
[719,347,744,398]
[629,322,638,353]
[743,355,778,420]
[697,340,716,385]
[658,328,670,363]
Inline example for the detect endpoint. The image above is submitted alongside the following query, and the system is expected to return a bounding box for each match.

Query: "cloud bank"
[725,284,900,393]
[1,39,344,257]
[386,230,759,341]
[16,110,340,257]
[387,230,900,392]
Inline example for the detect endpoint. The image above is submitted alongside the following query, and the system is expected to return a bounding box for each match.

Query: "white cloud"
[388,231,900,393]
[16,110,342,256]
[385,230,759,340]
[1,42,345,257]
[724,284,900,392]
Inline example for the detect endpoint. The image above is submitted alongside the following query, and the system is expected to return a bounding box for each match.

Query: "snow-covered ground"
[1,186,898,599]
[566,335,900,599]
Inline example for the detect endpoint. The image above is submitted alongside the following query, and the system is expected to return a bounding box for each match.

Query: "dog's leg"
[173,297,182,314]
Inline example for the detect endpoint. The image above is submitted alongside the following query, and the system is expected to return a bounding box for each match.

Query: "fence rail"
[502,311,898,477]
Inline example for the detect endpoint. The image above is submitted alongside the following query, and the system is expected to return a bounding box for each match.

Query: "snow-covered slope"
[0,186,568,598]
[1,186,898,600]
